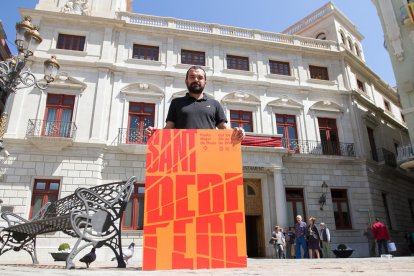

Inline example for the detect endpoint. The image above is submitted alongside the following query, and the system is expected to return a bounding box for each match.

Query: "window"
[355,44,361,57]
[384,100,391,112]
[181,49,205,66]
[246,185,256,196]
[357,79,365,92]
[286,188,306,227]
[309,65,329,80]
[318,118,340,155]
[132,44,159,61]
[331,189,352,230]
[269,60,290,76]
[339,31,346,44]
[230,110,253,132]
[316,32,326,40]
[226,55,249,71]
[30,179,60,219]
[367,127,378,161]
[122,184,145,230]
[128,102,155,144]
[43,94,75,137]
[276,114,298,152]
[57,34,85,51]
[347,38,354,51]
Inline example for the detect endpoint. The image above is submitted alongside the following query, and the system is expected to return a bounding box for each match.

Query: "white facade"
[372,0,414,170]
[1,0,414,264]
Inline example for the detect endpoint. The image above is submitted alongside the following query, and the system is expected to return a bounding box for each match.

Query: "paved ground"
[0,257,414,276]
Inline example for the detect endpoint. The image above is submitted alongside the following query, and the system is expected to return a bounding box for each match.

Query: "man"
[145,66,245,142]
[319,222,331,258]
[294,215,308,259]
[372,218,390,256]
[363,223,376,257]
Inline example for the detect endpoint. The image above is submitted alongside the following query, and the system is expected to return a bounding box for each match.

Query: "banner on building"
[407,2,414,23]
[143,129,246,270]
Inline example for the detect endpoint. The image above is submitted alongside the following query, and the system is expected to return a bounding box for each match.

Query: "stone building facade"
[0,0,413,263]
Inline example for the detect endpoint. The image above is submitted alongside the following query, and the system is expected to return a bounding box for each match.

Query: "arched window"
[316,32,327,40]
[247,185,256,196]
[347,37,354,51]
[355,44,361,57]
[339,31,346,44]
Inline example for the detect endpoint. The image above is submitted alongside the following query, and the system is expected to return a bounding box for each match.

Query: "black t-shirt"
[166,93,228,129]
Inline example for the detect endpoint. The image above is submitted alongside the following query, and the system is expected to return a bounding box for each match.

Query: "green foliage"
[58,243,70,252]
[337,244,347,250]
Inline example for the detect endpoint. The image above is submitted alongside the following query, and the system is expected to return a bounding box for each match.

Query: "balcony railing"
[242,134,282,147]
[121,13,339,52]
[370,148,397,168]
[118,128,148,145]
[26,119,77,138]
[397,144,414,171]
[282,139,355,157]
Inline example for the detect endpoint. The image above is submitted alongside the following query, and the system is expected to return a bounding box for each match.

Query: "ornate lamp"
[0,16,60,152]
[318,181,328,210]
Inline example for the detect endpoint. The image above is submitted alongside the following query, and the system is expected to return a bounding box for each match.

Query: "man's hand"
[231,127,245,144]
[145,126,156,136]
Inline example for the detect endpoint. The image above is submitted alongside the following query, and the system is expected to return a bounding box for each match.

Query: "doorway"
[244,179,265,257]
[245,215,260,257]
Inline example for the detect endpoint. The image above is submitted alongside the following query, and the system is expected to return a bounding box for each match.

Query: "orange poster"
[143,129,246,270]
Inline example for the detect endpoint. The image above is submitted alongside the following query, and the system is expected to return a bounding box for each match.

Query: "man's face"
[296,216,302,223]
[185,69,206,94]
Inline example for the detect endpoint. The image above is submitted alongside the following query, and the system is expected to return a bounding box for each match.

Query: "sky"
[0,0,396,86]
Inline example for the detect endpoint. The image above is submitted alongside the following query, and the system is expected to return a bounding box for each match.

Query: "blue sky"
[0,0,396,86]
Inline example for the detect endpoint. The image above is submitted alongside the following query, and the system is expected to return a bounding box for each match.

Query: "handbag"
[269,238,275,245]
[387,242,397,252]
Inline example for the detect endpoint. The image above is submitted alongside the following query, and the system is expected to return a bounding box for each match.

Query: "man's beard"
[187,82,204,94]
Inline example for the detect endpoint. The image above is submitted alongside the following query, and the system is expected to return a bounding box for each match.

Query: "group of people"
[271,215,331,259]
[363,218,391,257]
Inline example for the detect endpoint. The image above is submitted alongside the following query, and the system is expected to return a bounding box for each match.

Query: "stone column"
[272,167,287,227]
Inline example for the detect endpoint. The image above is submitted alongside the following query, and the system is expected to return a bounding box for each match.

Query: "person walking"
[319,222,331,258]
[286,227,296,259]
[372,218,390,256]
[307,216,320,259]
[363,223,376,257]
[294,215,308,259]
[271,226,285,259]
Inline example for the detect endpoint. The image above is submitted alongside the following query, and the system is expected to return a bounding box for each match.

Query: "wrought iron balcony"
[118,128,148,145]
[282,138,355,157]
[26,119,77,138]
[370,148,397,168]
[397,144,414,171]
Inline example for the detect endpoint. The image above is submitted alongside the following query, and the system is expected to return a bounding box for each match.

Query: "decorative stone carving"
[61,0,90,16]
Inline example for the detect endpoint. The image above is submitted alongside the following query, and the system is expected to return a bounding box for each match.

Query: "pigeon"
[79,247,96,268]
[111,242,135,264]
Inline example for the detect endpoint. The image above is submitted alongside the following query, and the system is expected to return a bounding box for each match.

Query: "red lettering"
[176,175,195,219]
[198,174,224,215]
[146,176,174,223]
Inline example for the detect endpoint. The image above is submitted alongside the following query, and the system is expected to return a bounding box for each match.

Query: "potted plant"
[50,243,71,261]
[332,243,354,258]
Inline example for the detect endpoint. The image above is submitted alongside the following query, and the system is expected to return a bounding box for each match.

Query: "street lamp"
[0,16,60,152]
[318,181,329,210]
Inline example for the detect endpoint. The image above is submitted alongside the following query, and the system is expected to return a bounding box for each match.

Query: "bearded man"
[146,66,245,142]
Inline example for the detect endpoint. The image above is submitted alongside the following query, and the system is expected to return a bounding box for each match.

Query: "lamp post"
[0,16,60,152]
[319,181,328,210]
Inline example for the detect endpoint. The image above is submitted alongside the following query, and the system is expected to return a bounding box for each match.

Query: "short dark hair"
[186,65,206,81]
